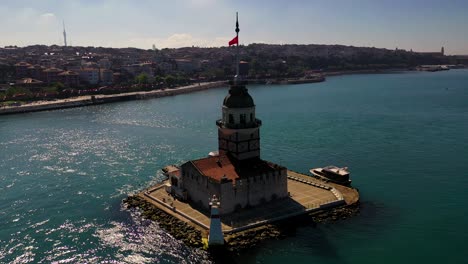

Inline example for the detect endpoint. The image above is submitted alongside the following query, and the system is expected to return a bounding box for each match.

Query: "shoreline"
[0,81,227,115]
[0,68,412,116]
[323,68,410,77]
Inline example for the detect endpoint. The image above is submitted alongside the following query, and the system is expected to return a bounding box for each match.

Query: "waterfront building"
[100,69,114,85]
[453,55,468,65]
[122,63,154,78]
[158,62,174,73]
[42,67,63,84]
[27,65,45,80]
[39,59,53,68]
[175,59,196,73]
[58,70,80,87]
[81,61,99,69]
[14,62,32,79]
[15,78,45,89]
[418,49,445,57]
[78,68,100,85]
[98,58,112,70]
[112,73,122,84]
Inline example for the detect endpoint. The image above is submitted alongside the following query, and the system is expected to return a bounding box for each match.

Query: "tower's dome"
[223,84,255,108]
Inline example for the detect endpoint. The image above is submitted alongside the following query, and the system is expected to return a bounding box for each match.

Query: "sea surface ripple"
[1,70,467,263]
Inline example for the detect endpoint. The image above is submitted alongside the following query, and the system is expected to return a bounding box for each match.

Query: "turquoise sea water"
[1,69,467,263]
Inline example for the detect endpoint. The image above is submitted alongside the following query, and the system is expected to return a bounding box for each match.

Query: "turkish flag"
[228,36,238,46]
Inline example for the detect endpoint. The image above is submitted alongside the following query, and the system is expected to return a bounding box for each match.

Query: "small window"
[250,113,253,121]
[229,114,234,123]
[240,114,246,124]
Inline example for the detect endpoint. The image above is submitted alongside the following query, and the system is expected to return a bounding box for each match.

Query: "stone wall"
[180,162,288,215]
[180,162,221,209]
[220,168,288,214]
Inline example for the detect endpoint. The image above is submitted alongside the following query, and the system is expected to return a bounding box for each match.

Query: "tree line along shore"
[0,67,422,115]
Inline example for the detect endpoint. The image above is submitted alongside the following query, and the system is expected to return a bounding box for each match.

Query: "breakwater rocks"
[123,195,203,248]
[225,224,284,251]
[311,202,360,223]
[225,203,360,253]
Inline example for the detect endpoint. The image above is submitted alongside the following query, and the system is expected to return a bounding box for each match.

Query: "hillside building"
[78,68,99,85]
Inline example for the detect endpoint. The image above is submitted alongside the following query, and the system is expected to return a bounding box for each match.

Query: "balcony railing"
[216,118,262,129]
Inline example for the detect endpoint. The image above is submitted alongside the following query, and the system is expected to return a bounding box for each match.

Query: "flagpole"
[235,12,240,78]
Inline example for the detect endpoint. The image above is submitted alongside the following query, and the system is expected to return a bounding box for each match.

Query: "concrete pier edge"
[123,170,360,252]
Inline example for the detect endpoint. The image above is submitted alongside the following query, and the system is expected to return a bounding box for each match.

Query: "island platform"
[131,170,359,238]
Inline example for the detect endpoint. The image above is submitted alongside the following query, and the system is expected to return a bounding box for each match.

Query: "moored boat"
[310,166,351,186]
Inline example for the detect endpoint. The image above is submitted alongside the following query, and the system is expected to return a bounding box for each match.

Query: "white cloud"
[40,13,55,18]
[38,12,57,25]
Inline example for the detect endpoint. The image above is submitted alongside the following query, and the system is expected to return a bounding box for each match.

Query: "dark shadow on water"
[207,214,340,264]
[209,198,400,264]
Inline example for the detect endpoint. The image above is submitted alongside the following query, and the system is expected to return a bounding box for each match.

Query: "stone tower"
[216,12,261,161]
[216,80,262,161]
[176,12,289,215]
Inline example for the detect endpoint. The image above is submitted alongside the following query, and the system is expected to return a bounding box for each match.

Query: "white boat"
[208,151,219,157]
[310,166,351,185]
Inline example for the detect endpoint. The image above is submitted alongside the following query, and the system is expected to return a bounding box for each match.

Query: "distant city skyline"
[1,0,468,55]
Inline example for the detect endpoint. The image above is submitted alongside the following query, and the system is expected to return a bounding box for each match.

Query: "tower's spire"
[234,12,240,81]
[63,20,67,47]
[235,12,239,35]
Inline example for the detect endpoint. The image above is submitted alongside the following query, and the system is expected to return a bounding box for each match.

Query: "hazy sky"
[1,0,468,54]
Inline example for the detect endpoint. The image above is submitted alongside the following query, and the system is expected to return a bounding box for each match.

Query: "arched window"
[240,114,246,124]
[250,113,253,122]
[229,114,234,123]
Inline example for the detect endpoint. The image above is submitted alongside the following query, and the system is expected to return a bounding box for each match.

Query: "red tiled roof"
[190,155,283,182]
[80,68,98,72]
[43,67,63,73]
[58,70,78,76]
[15,62,32,67]
[27,64,44,69]
[15,78,43,84]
